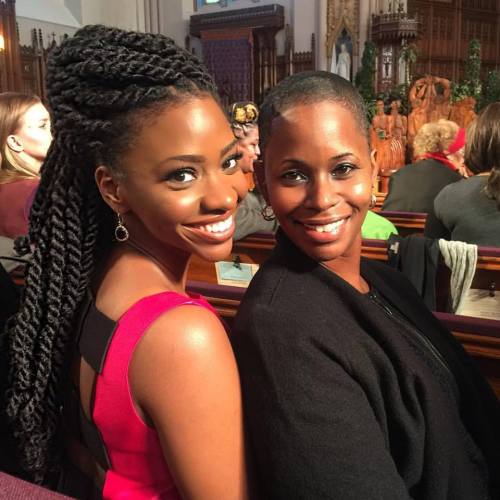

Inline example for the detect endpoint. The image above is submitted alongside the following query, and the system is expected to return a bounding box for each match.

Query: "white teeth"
[305,220,344,234]
[199,216,233,233]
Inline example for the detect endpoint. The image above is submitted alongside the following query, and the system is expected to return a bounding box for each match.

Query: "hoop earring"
[115,213,129,242]
[369,193,377,209]
[261,204,275,222]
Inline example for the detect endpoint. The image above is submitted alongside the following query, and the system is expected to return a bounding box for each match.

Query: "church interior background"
[1,0,500,182]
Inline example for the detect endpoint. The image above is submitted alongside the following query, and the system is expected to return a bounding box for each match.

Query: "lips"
[296,216,349,242]
[303,219,345,234]
[184,215,235,242]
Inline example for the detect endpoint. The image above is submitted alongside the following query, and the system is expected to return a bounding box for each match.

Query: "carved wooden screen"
[408,0,500,81]
[20,47,45,98]
[201,28,254,107]
[0,0,21,92]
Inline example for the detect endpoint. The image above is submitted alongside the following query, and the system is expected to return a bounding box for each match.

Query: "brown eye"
[332,163,356,177]
[281,170,307,183]
[223,153,243,171]
[166,168,197,183]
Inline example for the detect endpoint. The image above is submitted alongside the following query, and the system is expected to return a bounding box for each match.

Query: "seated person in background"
[425,102,500,246]
[231,71,500,500]
[361,209,398,240]
[231,101,278,240]
[0,93,51,238]
[382,119,463,212]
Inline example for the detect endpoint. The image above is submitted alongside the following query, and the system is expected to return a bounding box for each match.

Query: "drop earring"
[261,204,275,221]
[114,213,129,242]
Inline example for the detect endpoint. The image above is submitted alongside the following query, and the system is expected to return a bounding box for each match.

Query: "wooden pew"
[378,211,427,237]
[220,234,500,305]
[372,192,386,212]
[191,236,500,308]
[186,281,500,398]
[434,312,500,397]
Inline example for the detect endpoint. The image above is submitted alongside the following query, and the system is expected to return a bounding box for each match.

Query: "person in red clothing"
[0,92,52,238]
[3,26,247,499]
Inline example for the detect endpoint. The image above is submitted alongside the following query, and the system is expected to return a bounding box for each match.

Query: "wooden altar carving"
[407,75,452,146]
[371,99,406,192]
[449,97,477,129]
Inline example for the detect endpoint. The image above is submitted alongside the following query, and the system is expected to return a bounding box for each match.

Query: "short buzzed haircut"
[258,71,369,152]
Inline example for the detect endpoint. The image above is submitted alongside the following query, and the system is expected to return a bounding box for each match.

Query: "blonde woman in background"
[0,92,52,238]
[382,119,464,212]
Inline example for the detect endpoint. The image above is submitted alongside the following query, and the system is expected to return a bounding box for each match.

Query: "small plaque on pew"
[215,261,258,287]
[459,288,500,321]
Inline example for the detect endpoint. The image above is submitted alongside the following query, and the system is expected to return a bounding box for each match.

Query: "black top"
[424,175,500,246]
[382,158,462,212]
[232,230,500,500]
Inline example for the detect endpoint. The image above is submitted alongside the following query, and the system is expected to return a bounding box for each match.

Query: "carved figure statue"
[335,43,351,81]
[371,100,395,184]
[407,76,432,146]
[388,100,407,168]
[429,76,452,122]
[450,96,477,129]
[371,100,408,191]
[407,75,453,146]
[389,100,407,142]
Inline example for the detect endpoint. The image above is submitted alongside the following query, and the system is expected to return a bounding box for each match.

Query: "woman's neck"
[124,238,190,293]
[320,239,369,294]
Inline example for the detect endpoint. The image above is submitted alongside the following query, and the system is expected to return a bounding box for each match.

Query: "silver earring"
[369,193,377,209]
[261,204,275,221]
[115,213,129,242]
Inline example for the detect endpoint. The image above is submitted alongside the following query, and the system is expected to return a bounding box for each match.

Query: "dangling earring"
[115,213,129,242]
[369,193,377,209]
[261,204,275,221]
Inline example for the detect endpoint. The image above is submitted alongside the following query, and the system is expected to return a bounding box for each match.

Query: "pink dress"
[92,291,218,499]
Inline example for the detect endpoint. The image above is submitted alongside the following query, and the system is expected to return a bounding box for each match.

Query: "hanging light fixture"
[0,34,5,52]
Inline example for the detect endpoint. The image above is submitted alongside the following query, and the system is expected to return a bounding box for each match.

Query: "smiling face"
[115,96,248,263]
[263,101,377,269]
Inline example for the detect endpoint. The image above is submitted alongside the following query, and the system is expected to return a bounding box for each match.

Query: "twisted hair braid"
[4,24,217,484]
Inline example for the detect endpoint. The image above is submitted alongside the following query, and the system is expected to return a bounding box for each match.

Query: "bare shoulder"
[141,303,230,355]
[131,303,236,392]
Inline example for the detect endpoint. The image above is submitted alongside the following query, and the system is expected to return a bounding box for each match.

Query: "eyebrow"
[163,138,240,164]
[280,152,355,165]
[220,138,239,157]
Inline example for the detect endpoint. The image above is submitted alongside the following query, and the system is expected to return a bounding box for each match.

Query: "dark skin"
[79,96,248,499]
[259,101,378,293]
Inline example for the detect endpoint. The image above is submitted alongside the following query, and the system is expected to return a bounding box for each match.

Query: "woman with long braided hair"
[4,25,248,498]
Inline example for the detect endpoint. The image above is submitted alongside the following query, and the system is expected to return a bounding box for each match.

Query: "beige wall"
[16,0,80,47]
[81,0,146,31]
[17,18,78,47]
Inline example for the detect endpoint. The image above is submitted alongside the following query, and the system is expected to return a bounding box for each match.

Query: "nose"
[304,175,340,212]
[201,172,239,213]
[255,144,261,157]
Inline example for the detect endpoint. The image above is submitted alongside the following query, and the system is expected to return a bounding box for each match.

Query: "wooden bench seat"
[186,280,500,398]
[378,210,427,236]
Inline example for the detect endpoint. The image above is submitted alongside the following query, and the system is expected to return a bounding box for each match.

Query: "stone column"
[317,0,328,71]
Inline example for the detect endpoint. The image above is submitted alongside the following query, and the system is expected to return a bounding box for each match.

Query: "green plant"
[483,70,500,107]
[355,41,377,122]
[452,39,482,106]
[465,39,481,100]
